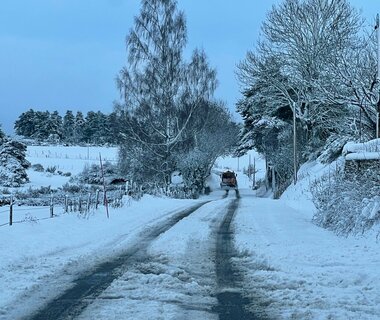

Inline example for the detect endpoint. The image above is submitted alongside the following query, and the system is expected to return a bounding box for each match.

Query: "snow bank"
[343,138,380,159]
[345,152,380,160]
[234,194,380,319]
[233,160,380,319]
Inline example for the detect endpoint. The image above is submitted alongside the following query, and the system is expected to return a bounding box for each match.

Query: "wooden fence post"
[9,195,13,226]
[50,192,54,218]
[252,157,256,190]
[99,153,109,218]
[125,181,129,195]
[86,193,91,212]
[95,189,100,209]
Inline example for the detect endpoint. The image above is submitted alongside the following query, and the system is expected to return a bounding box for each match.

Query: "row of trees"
[115,0,239,192]
[14,109,125,144]
[236,0,378,189]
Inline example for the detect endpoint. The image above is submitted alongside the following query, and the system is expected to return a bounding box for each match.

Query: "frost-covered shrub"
[311,163,380,235]
[24,186,53,197]
[13,186,56,206]
[176,149,210,196]
[32,163,44,172]
[56,170,72,177]
[22,213,38,224]
[46,166,57,174]
[78,162,117,185]
[1,188,10,194]
[61,183,82,194]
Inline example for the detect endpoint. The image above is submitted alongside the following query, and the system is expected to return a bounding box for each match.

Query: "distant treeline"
[14,109,124,144]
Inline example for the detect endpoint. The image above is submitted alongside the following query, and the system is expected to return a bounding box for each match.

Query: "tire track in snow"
[214,196,264,320]
[28,201,209,320]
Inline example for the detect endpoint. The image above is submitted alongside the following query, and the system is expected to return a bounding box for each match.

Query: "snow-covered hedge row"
[311,163,380,235]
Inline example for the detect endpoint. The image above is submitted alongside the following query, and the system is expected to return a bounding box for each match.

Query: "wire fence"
[0,180,199,228]
[0,188,129,228]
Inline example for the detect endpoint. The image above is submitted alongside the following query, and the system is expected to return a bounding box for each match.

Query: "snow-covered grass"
[1,146,380,319]
[1,146,118,224]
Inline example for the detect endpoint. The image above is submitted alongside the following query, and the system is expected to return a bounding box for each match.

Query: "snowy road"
[29,202,208,319]
[11,191,262,320]
[2,185,380,319]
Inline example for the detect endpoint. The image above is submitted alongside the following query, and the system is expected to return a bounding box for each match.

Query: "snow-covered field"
[25,145,118,175]
[0,146,119,226]
[0,146,379,319]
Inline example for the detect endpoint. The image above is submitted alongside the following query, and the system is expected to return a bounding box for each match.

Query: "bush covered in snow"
[31,163,44,172]
[45,166,57,174]
[0,139,30,187]
[176,148,213,197]
[77,161,118,185]
[311,162,380,235]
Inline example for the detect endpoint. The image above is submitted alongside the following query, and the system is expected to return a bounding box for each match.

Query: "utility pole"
[376,14,380,138]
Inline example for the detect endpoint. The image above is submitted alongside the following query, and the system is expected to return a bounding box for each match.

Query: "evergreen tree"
[48,111,63,141]
[63,110,75,143]
[74,111,85,143]
[83,111,98,143]
[32,111,51,140]
[0,125,5,144]
[106,111,122,144]
[95,111,109,144]
[14,109,37,137]
[0,139,30,187]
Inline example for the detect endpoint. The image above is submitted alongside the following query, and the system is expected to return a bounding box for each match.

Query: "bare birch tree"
[237,0,363,157]
[116,0,218,185]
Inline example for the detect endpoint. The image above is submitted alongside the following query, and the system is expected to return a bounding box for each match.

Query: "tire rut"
[27,202,209,320]
[214,196,263,320]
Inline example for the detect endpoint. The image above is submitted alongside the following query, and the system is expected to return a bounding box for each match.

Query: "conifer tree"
[63,110,75,143]
[0,139,30,187]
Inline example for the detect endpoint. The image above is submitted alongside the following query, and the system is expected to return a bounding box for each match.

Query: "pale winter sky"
[0,0,378,134]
